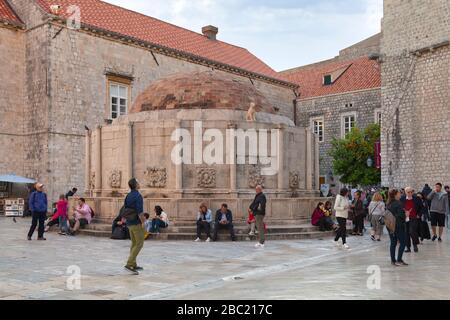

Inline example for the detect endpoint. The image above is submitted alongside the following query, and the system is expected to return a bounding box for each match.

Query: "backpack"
[89,206,95,218]
[383,209,396,234]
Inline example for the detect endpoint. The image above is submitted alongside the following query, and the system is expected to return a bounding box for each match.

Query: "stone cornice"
[0,18,25,30]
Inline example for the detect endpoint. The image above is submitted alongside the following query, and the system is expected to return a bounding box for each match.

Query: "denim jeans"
[389,225,406,263]
[59,215,69,233]
[151,219,167,233]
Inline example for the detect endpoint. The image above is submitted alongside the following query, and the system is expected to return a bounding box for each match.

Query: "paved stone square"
[1,217,449,300]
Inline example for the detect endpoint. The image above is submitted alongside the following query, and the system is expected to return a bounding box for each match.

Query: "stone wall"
[381,0,450,189]
[0,26,25,176]
[297,89,381,189]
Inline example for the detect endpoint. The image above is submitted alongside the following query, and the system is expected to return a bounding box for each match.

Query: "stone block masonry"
[380,0,450,189]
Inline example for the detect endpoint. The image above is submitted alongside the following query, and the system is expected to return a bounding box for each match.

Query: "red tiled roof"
[0,0,23,25]
[280,56,381,99]
[36,0,292,85]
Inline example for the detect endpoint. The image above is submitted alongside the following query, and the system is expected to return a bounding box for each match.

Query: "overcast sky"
[103,0,383,71]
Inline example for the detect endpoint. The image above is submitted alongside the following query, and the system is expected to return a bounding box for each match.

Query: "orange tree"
[329,124,381,187]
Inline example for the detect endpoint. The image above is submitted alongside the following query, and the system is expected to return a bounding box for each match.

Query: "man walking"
[428,183,449,242]
[27,183,48,241]
[123,178,146,275]
[250,185,267,249]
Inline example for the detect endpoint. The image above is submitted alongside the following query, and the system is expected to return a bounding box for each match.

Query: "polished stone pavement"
[1,217,449,300]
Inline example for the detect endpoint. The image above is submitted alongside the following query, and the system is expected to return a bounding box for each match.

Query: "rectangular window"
[311,117,324,143]
[341,113,356,137]
[323,75,332,86]
[109,82,129,119]
[375,109,382,126]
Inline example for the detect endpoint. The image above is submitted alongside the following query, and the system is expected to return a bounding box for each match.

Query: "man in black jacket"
[250,185,267,248]
[401,187,423,253]
[212,204,236,242]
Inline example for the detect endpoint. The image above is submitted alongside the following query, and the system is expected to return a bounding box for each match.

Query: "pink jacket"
[75,203,92,224]
[52,200,68,221]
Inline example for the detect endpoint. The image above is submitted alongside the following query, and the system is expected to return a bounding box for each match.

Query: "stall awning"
[0,174,36,184]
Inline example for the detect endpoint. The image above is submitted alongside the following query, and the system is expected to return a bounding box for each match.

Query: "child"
[247,209,256,236]
[55,194,69,235]
[143,213,151,240]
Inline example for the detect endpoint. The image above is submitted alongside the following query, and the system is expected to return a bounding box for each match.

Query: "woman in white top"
[333,188,351,249]
[368,192,386,242]
[150,206,169,234]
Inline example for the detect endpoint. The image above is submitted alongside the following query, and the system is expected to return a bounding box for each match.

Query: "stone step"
[78,229,336,241]
[82,223,321,234]
[91,218,312,226]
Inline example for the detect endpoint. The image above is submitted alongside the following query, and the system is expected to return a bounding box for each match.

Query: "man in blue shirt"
[27,183,48,241]
[212,204,236,242]
[123,178,146,275]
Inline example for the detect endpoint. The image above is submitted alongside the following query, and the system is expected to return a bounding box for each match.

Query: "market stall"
[0,175,36,217]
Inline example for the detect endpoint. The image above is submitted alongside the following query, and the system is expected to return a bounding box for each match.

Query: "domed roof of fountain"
[130,71,275,114]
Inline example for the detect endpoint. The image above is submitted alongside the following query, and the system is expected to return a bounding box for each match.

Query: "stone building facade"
[280,38,382,192]
[380,0,450,189]
[0,0,298,202]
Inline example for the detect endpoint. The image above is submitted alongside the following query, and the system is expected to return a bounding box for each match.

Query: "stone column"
[175,121,183,197]
[305,128,313,190]
[227,123,237,194]
[94,126,102,196]
[85,130,91,195]
[126,123,134,181]
[277,124,286,191]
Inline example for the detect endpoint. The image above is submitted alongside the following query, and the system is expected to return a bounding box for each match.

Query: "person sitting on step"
[213,204,236,242]
[195,203,212,242]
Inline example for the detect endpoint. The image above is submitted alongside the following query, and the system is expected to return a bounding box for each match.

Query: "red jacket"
[311,208,324,226]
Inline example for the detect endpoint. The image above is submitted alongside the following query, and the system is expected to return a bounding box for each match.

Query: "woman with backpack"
[387,189,409,267]
[368,192,386,242]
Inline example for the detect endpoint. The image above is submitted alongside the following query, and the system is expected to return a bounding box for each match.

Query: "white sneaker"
[249,232,255,236]
[343,244,350,250]
[333,240,341,247]
[206,238,211,242]
[194,238,201,242]
[255,243,265,249]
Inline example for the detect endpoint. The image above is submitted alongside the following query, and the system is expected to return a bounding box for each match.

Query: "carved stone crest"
[144,167,167,188]
[197,168,216,188]
[109,169,122,189]
[248,165,265,188]
[289,171,300,189]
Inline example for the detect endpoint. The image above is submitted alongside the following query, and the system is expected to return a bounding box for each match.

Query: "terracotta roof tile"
[36,0,291,84]
[280,56,381,99]
[0,0,23,25]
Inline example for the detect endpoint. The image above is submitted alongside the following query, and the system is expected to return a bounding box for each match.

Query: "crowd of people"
[311,182,450,266]
[25,176,448,274]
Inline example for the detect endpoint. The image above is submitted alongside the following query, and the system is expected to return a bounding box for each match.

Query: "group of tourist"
[312,182,449,267]
[27,184,94,240]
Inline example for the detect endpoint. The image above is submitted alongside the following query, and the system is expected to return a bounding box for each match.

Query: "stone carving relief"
[248,165,265,188]
[289,171,300,189]
[108,169,122,189]
[90,172,96,190]
[197,168,216,188]
[144,167,167,188]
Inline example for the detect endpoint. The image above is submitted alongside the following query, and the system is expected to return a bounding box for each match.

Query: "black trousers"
[335,217,347,244]
[28,211,47,238]
[47,219,59,227]
[406,218,420,248]
[213,222,236,241]
[353,215,364,234]
[197,221,211,238]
